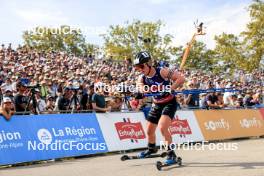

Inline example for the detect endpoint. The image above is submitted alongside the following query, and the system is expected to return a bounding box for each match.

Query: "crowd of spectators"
[0,44,263,119]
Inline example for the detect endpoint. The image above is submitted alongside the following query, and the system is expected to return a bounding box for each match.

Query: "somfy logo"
[240,118,262,128]
[204,119,230,131]
[37,129,53,144]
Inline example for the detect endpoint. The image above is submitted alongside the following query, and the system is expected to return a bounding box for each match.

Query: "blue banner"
[0,113,108,165]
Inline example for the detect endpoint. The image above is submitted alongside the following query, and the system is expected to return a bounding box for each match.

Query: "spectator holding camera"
[0,97,15,120]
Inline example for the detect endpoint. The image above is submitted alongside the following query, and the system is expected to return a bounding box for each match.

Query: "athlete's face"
[134,64,149,75]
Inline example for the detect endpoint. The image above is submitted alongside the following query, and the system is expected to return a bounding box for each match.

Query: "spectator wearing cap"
[0,97,15,120]
[14,82,30,113]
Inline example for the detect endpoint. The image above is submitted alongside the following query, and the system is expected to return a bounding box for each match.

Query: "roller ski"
[121,148,167,161]
[156,150,182,171]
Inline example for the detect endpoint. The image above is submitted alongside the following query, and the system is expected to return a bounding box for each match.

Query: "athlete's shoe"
[164,150,177,165]
[138,148,158,158]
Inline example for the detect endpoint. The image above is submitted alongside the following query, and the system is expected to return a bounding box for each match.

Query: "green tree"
[214,33,245,72]
[241,0,264,70]
[23,25,95,55]
[182,41,217,72]
[102,20,179,61]
[213,0,264,72]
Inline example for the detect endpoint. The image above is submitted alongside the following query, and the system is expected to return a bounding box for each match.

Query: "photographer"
[0,97,15,121]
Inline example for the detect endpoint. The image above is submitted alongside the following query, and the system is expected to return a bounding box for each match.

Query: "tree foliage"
[102,20,180,61]
[23,25,98,56]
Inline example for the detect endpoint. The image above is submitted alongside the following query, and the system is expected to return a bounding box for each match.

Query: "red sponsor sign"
[169,116,192,136]
[115,122,146,140]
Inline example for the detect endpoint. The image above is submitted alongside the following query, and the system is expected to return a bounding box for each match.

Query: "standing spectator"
[46,95,55,113]
[14,82,30,113]
[35,89,46,113]
[3,89,14,102]
[1,77,14,93]
[184,81,199,109]
[57,87,72,111]
[79,86,88,110]
[87,84,95,110]
[91,86,111,112]
[109,93,123,111]
[40,80,49,99]
[205,92,223,109]
[243,90,255,107]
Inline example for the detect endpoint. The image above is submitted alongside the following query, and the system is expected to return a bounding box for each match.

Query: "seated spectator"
[0,97,15,121]
[91,86,111,112]
[14,82,31,114]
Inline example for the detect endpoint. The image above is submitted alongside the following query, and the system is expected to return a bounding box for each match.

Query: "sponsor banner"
[169,111,205,144]
[0,113,108,165]
[96,112,149,151]
[194,109,264,141]
[259,108,264,120]
[97,111,204,151]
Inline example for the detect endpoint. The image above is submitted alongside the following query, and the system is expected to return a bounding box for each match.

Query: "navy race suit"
[142,67,177,124]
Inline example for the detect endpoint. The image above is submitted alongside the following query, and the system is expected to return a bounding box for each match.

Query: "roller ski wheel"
[120,152,167,161]
[156,157,182,171]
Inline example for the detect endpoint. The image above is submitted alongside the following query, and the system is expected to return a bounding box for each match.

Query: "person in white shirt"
[34,89,46,113]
